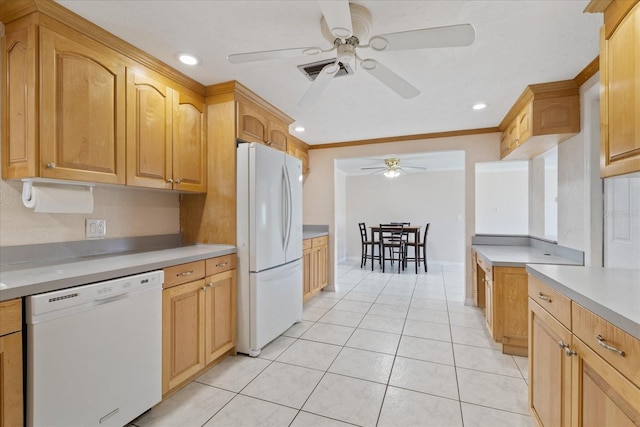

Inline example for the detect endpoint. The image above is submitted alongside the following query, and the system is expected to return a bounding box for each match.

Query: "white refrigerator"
[236,141,303,356]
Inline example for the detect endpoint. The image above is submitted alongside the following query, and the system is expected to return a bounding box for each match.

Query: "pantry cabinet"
[499,80,580,161]
[162,255,236,396]
[0,298,23,427]
[528,274,640,427]
[127,68,206,192]
[593,0,640,177]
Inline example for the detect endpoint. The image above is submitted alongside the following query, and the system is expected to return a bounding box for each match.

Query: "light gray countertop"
[303,231,329,240]
[0,244,236,301]
[472,245,581,267]
[526,265,640,340]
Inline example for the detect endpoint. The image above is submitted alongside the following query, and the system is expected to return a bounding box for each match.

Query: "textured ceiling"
[56,0,602,145]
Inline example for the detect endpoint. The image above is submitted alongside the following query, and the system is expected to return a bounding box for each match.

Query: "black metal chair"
[358,222,380,270]
[404,223,430,273]
[380,224,405,273]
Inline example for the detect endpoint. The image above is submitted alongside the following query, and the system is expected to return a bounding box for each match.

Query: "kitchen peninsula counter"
[472,244,582,267]
[526,264,640,340]
[0,244,236,301]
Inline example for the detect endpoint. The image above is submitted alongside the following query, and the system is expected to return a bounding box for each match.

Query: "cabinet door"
[316,243,328,289]
[302,246,312,299]
[40,26,126,184]
[204,269,236,364]
[267,118,288,152]
[237,100,267,143]
[485,278,494,339]
[571,336,640,427]
[507,121,519,151]
[500,131,510,158]
[173,89,206,192]
[518,103,532,143]
[495,267,529,355]
[529,300,572,427]
[601,3,640,177]
[126,69,172,189]
[0,332,23,427]
[162,279,206,394]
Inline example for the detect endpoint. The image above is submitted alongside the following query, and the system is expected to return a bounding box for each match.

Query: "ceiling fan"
[361,158,427,178]
[227,1,475,107]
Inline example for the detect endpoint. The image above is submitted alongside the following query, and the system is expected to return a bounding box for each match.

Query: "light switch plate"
[86,219,107,239]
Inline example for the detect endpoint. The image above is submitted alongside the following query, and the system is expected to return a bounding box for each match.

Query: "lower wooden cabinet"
[303,235,329,301]
[0,298,23,427]
[528,275,640,427]
[162,255,236,396]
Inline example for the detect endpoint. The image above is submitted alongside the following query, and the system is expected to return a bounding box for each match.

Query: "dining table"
[369,225,422,271]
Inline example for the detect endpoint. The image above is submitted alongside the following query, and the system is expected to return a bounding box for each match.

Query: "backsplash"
[0,179,180,246]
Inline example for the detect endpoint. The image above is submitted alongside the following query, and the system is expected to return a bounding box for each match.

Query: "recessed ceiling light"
[176,52,201,66]
[294,126,305,132]
[472,103,487,110]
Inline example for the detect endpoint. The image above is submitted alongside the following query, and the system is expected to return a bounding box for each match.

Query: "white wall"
[475,162,528,235]
[345,170,465,264]
[334,169,348,263]
[303,132,499,301]
[0,179,180,246]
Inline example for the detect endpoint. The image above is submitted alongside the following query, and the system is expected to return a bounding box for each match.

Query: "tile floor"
[131,261,534,427]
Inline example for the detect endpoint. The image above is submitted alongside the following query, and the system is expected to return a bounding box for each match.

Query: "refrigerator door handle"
[283,163,293,253]
[281,166,287,250]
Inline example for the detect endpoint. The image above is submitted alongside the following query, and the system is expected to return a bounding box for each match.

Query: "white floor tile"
[389,356,459,400]
[302,306,331,321]
[453,344,522,377]
[203,394,297,427]
[133,382,234,427]
[375,294,412,307]
[457,368,529,415]
[346,328,400,355]
[448,312,487,330]
[461,403,535,427]
[358,313,405,334]
[447,301,485,316]
[450,325,501,350]
[342,291,380,303]
[303,373,386,427]
[378,386,463,427]
[258,336,296,360]
[397,336,455,365]
[409,297,448,312]
[282,320,314,338]
[406,307,450,324]
[276,339,342,371]
[290,411,354,427]
[241,362,323,409]
[513,355,529,381]
[328,347,395,384]
[332,299,373,314]
[300,322,355,346]
[318,309,366,327]
[402,318,452,342]
[368,303,408,319]
[195,355,270,393]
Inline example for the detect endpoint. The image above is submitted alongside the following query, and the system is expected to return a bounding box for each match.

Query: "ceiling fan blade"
[228,46,323,64]
[319,0,353,38]
[298,62,340,108]
[401,166,428,170]
[360,59,420,99]
[360,167,386,170]
[369,24,475,51]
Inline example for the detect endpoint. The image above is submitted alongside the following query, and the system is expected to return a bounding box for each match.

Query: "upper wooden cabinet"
[287,135,310,174]
[589,0,640,177]
[1,2,207,190]
[237,95,289,152]
[499,80,580,161]
[127,68,206,192]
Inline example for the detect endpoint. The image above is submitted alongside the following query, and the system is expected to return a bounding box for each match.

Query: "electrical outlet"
[86,219,107,239]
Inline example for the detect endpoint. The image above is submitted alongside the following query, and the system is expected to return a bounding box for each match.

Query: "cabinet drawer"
[0,298,21,336]
[476,254,492,279]
[528,275,571,328]
[163,260,206,289]
[312,236,328,247]
[205,254,236,276]
[572,302,640,386]
[303,238,312,250]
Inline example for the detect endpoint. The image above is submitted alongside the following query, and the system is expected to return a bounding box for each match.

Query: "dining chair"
[404,223,430,273]
[358,222,380,270]
[379,224,405,273]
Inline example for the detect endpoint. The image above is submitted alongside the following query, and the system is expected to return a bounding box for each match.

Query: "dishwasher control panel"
[26,270,164,322]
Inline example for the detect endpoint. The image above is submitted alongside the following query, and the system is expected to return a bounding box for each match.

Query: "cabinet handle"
[46,162,56,169]
[201,286,207,291]
[596,335,625,357]
[565,347,577,357]
[558,340,568,349]
[216,262,229,267]
[266,140,272,146]
[175,179,181,184]
[537,292,552,303]
[167,178,173,184]
[207,283,213,288]
[177,270,194,277]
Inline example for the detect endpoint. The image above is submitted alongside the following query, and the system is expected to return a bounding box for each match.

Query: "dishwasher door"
[26,271,163,427]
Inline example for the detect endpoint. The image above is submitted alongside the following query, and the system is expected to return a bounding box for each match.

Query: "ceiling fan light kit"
[361,157,428,178]
[227,1,476,106]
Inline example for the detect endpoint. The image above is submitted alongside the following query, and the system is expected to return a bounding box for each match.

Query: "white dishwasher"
[26,270,163,427]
